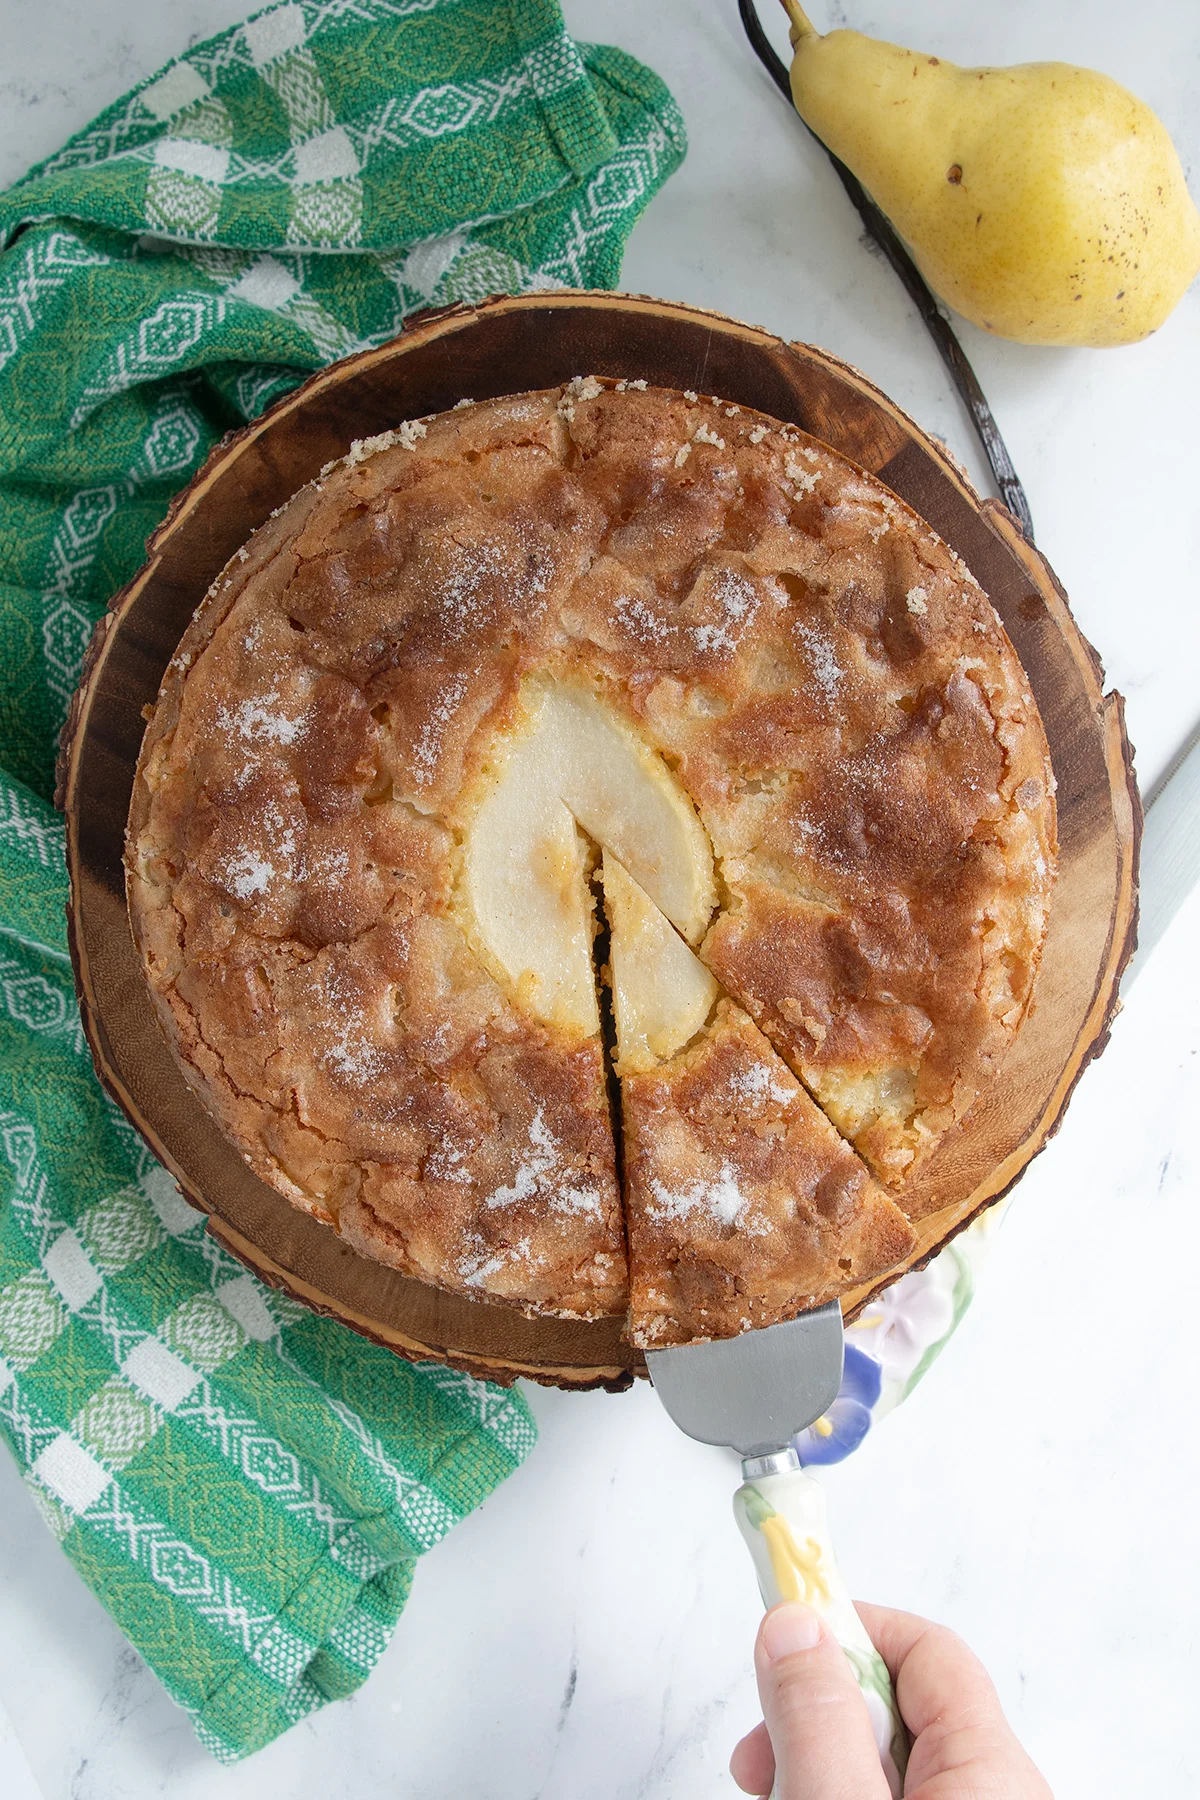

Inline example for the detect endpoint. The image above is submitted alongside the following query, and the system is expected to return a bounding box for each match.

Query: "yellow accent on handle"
[761,1514,833,1606]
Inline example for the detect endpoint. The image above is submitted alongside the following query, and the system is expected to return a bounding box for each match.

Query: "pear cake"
[127,375,1056,1349]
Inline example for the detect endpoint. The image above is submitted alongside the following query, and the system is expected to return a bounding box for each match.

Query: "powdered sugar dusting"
[550,1183,604,1221]
[459,1234,540,1288]
[224,848,275,899]
[485,1110,558,1210]
[615,593,669,642]
[906,586,929,615]
[649,1161,749,1230]
[432,537,541,639]
[217,691,306,745]
[425,1141,471,1185]
[324,1030,384,1082]
[259,803,299,873]
[794,622,843,699]
[210,768,300,904]
[727,1060,797,1108]
[479,1108,604,1222]
[460,1246,508,1286]
[412,671,468,785]
[692,566,760,655]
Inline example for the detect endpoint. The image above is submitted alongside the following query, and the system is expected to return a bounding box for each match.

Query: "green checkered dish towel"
[0,0,686,1763]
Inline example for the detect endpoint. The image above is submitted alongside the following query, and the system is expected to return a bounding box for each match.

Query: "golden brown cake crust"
[127,376,1055,1332]
[622,1001,916,1348]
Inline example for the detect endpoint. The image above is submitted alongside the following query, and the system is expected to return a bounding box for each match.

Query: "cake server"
[646,1304,907,1797]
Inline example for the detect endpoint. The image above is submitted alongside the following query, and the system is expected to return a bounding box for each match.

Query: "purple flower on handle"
[793,1342,883,1466]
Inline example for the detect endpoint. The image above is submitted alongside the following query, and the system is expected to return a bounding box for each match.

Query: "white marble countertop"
[2,1,1198,1795]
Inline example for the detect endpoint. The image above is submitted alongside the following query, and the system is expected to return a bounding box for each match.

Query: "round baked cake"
[126,377,1056,1348]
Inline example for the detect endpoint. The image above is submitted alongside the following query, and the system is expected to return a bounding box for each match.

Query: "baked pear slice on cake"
[602,857,915,1348]
[459,680,716,1035]
[601,851,719,1074]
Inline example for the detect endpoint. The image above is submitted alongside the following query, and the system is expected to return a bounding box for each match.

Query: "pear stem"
[777,0,817,43]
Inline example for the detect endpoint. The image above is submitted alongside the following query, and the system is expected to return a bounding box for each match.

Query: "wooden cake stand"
[58,292,1139,1390]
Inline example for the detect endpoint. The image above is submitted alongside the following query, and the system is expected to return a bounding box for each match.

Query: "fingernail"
[762,1602,822,1661]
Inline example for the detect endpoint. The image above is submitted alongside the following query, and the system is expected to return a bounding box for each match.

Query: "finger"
[853,1601,938,1684]
[754,1603,891,1800]
[855,1601,1053,1796]
[853,1602,1009,1739]
[729,1719,775,1796]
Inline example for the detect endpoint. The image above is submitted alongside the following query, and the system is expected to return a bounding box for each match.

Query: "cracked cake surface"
[126,376,1056,1340]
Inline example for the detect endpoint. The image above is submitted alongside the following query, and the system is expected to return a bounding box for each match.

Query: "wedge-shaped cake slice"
[601,856,914,1345]
[621,1000,916,1347]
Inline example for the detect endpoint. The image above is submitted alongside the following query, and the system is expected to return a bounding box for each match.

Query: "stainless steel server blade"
[644,1301,844,1459]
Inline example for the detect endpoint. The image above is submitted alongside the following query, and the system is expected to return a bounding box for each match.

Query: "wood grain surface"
[58,292,1139,1390]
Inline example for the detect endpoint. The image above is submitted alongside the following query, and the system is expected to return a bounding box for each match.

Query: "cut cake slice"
[601,857,915,1348]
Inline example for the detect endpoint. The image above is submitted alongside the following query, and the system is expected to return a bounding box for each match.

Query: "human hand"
[730,1599,1053,1798]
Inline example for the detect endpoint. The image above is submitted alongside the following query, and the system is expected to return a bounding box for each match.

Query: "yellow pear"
[780,0,1200,346]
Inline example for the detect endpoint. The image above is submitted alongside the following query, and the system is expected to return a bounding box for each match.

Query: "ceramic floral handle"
[734,1462,908,1797]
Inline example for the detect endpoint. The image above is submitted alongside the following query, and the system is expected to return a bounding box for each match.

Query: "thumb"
[754,1603,891,1800]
